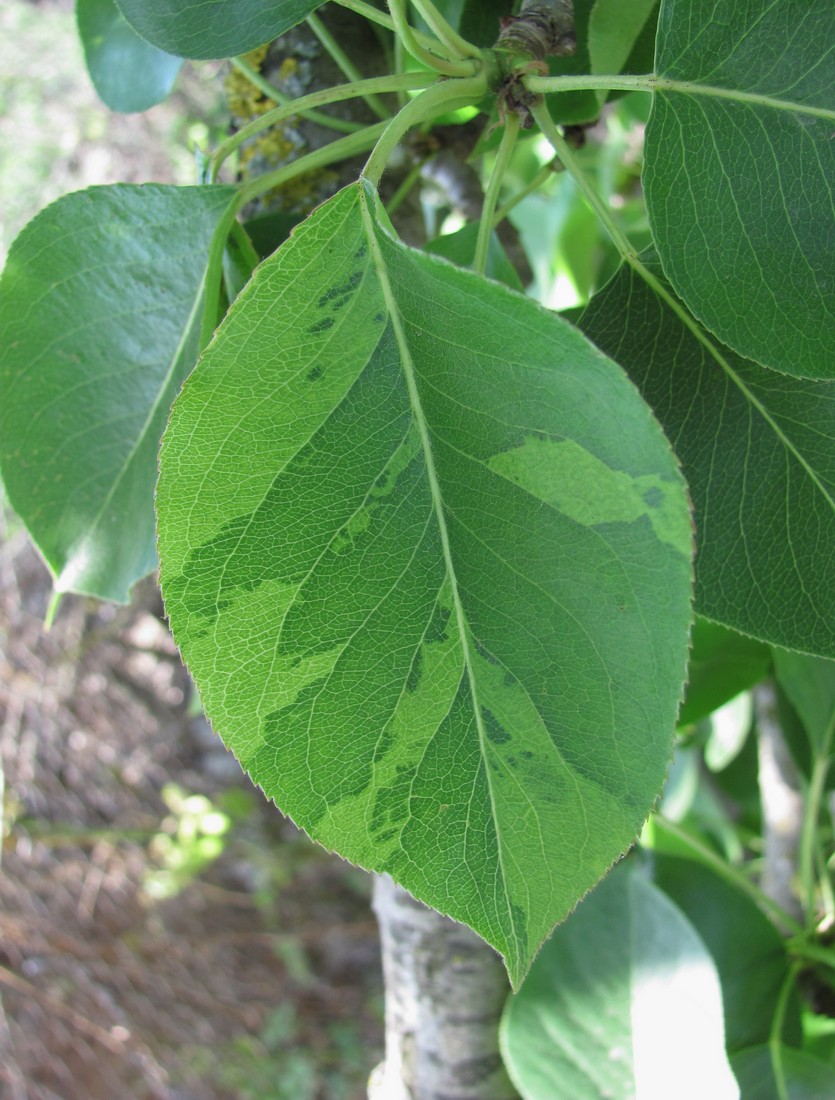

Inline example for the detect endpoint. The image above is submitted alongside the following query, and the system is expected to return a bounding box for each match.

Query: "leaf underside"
[645,0,835,378]
[580,252,835,658]
[157,182,693,986]
[0,183,235,602]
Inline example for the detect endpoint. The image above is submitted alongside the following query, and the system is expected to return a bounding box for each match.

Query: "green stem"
[237,120,388,206]
[788,939,835,974]
[306,13,392,120]
[202,123,387,348]
[800,715,835,925]
[332,0,461,59]
[531,103,633,257]
[653,814,806,936]
[230,57,364,135]
[474,115,519,276]
[769,962,802,1100]
[210,72,435,181]
[524,72,835,122]
[409,0,483,60]
[492,159,561,227]
[389,0,482,77]
[363,72,489,186]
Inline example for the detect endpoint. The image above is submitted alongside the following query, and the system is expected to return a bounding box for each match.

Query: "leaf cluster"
[1,1,834,1092]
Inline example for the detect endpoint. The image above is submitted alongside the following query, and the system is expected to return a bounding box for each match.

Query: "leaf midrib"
[358,183,521,960]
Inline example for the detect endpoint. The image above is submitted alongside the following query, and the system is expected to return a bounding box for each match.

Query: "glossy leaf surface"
[580,254,835,657]
[0,184,235,602]
[114,0,325,59]
[76,0,182,112]
[500,862,739,1099]
[645,0,835,378]
[157,183,693,987]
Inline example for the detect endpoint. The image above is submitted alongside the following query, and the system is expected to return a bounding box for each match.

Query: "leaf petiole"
[306,13,392,120]
[474,115,519,277]
[209,72,435,181]
[652,814,806,936]
[408,0,484,61]
[229,57,364,135]
[389,0,481,77]
[524,72,835,122]
[363,73,489,187]
[332,0,462,60]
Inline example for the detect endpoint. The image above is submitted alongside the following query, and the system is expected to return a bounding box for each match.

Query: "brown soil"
[0,529,383,1100]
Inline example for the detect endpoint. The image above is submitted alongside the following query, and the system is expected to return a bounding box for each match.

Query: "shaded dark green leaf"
[580,252,835,657]
[0,184,235,602]
[680,619,771,728]
[645,0,835,377]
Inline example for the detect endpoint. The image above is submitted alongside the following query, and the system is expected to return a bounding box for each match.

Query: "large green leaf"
[76,0,182,113]
[0,184,235,602]
[500,862,739,1100]
[644,0,835,378]
[114,0,325,60]
[157,182,693,987]
[580,252,835,657]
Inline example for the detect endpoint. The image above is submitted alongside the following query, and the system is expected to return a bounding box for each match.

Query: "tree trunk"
[754,681,804,926]
[368,875,519,1100]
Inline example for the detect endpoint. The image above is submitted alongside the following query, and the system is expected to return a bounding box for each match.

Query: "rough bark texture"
[754,681,804,925]
[368,876,519,1100]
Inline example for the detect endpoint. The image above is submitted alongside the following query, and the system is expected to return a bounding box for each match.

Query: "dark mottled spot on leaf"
[355,244,367,261]
[307,365,324,382]
[643,485,664,508]
[474,639,500,666]
[307,317,335,334]
[406,646,423,693]
[317,271,362,310]
[427,602,451,645]
[503,671,515,687]
[522,750,534,759]
[374,312,385,324]
[370,764,417,835]
[482,707,511,744]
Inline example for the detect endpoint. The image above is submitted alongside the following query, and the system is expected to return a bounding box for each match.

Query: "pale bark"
[754,681,804,925]
[368,875,519,1100]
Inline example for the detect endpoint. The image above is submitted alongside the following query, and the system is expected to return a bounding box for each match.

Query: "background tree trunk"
[368,875,519,1100]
